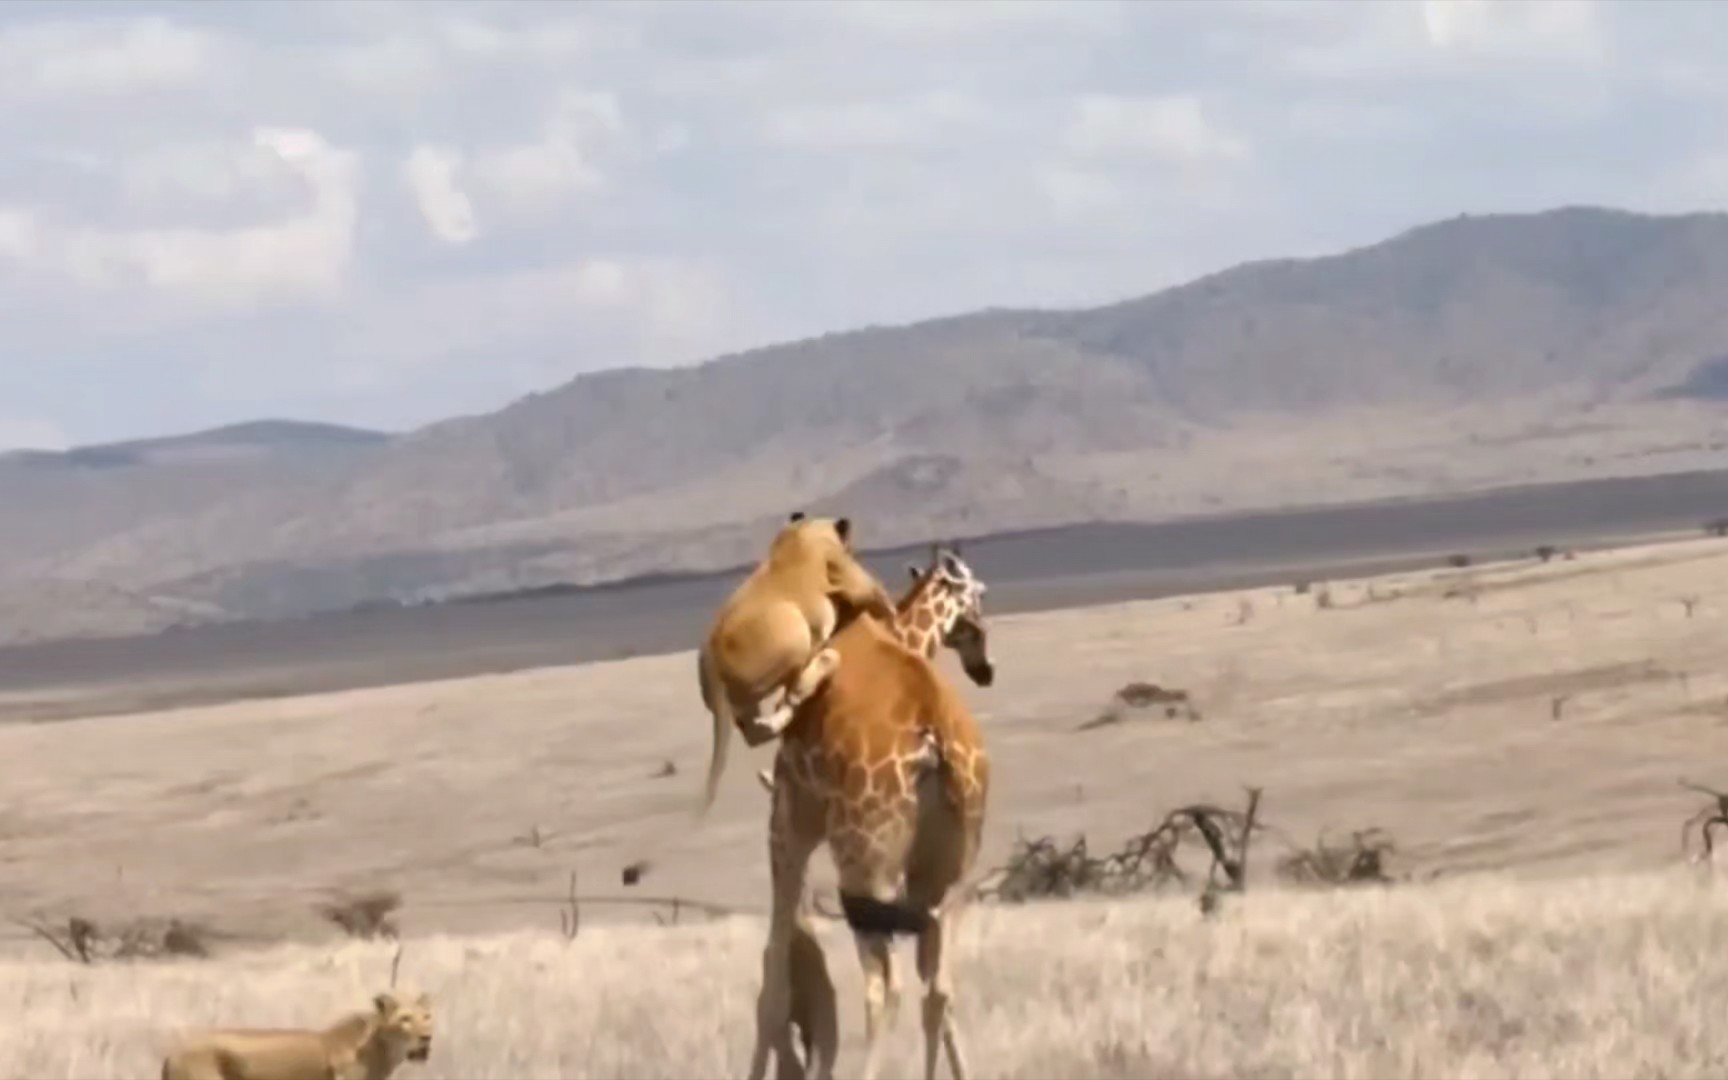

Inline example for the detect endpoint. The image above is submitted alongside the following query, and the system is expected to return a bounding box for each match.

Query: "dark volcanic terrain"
[7,463,1728,723]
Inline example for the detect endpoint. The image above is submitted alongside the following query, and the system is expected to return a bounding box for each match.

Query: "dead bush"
[1680,778,1728,865]
[1077,681,1201,731]
[14,914,212,963]
[978,788,1263,913]
[1277,828,1398,887]
[315,889,401,940]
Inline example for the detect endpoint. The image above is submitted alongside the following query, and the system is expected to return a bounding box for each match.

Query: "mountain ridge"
[6,204,1728,646]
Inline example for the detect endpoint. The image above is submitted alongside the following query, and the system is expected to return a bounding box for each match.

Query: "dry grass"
[9,535,1728,1076]
[7,870,1728,1079]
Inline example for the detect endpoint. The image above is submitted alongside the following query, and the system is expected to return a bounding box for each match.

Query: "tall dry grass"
[7,870,1728,1079]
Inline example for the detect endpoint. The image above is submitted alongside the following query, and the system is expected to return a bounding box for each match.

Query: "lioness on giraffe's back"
[159,988,433,1080]
[697,511,897,816]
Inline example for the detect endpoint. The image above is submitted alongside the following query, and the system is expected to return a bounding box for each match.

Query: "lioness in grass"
[159,988,432,1080]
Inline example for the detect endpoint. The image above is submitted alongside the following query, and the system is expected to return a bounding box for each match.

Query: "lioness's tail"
[698,648,734,819]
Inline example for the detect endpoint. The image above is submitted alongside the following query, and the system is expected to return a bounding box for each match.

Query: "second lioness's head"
[371,989,434,1064]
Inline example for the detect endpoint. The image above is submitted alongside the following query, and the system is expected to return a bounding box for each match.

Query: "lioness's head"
[372,989,434,1063]
[785,510,853,549]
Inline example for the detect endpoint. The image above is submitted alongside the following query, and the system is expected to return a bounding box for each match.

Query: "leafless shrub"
[12,915,212,963]
[1705,518,1728,538]
[1447,553,1473,569]
[559,870,580,941]
[1680,778,1728,865]
[652,760,677,779]
[978,787,1263,916]
[1233,598,1253,626]
[1077,682,1202,731]
[621,860,650,887]
[1535,544,1557,563]
[112,918,211,961]
[1316,586,1334,610]
[315,889,401,941]
[1277,828,1398,887]
[1680,596,1702,619]
[1293,580,1312,596]
[1550,694,1571,722]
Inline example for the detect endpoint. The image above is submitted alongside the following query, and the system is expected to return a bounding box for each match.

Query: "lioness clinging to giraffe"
[757,540,995,795]
[697,511,898,816]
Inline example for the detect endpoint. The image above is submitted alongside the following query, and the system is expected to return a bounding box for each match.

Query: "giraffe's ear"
[906,563,921,581]
[788,510,806,523]
[834,517,852,545]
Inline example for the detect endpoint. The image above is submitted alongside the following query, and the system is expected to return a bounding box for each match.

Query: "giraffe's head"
[905,542,994,687]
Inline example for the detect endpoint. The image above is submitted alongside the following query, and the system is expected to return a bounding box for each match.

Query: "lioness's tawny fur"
[159,988,433,1080]
[698,511,896,816]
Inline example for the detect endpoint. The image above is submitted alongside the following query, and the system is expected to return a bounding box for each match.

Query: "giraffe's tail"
[836,894,933,937]
[697,646,735,820]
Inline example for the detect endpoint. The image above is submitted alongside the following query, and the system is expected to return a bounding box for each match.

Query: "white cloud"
[0,0,1717,443]
[1064,94,1250,165]
[0,209,37,261]
[1036,165,1127,223]
[0,127,360,312]
[814,0,1127,42]
[470,90,624,219]
[0,417,68,452]
[402,145,479,245]
[118,139,307,215]
[762,91,983,150]
[328,255,766,392]
[0,15,218,99]
[1421,0,1603,62]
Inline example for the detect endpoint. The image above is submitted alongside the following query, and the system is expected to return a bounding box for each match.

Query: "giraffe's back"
[790,614,989,898]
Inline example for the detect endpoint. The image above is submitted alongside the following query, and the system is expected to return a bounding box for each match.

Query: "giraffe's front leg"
[748,779,820,1080]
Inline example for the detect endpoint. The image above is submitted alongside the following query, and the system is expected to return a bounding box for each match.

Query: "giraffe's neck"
[892,577,949,660]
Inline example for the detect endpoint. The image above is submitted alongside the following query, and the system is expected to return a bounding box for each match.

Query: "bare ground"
[5,536,1728,1076]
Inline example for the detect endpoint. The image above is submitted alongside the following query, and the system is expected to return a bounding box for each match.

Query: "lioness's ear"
[835,517,851,544]
[788,510,806,523]
[374,993,396,1015]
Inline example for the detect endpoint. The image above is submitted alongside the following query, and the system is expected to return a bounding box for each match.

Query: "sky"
[1,0,1726,450]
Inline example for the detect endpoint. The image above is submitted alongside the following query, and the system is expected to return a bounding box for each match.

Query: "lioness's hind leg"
[784,648,841,708]
[738,687,796,748]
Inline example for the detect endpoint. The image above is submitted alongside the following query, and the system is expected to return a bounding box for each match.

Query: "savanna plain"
[6,536,1728,1078]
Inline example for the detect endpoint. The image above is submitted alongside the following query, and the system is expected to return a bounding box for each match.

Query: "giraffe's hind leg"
[917,903,969,1080]
[853,929,902,1080]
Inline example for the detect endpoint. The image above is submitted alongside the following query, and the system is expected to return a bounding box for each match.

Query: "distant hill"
[6,205,1728,646]
[0,420,391,470]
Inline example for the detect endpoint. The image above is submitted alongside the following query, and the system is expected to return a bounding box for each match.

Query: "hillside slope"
[7,206,1728,643]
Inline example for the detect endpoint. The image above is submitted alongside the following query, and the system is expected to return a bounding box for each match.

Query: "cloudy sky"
[0,0,1724,449]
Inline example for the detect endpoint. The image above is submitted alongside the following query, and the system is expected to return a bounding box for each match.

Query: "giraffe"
[755,542,993,795]
[746,607,991,1080]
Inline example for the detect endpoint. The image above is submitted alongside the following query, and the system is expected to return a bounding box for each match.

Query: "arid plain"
[6,534,1728,1078]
